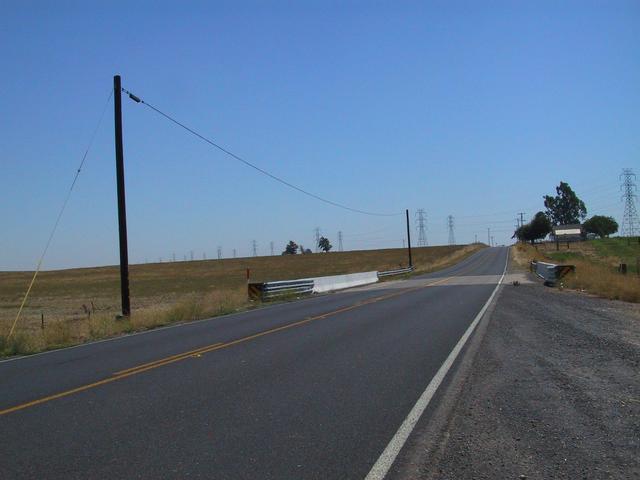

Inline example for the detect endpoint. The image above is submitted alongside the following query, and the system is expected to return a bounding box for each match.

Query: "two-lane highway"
[1,246,508,479]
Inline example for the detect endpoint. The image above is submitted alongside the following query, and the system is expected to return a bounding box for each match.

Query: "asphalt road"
[0,246,508,479]
[392,261,640,479]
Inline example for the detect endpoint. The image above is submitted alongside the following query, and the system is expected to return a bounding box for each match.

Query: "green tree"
[282,241,298,255]
[513,211,551,244]
[529,211,552,241]
[543,181,587,225]
[318,236,332,252]
[513,224,530,243]
[583,215,618,238]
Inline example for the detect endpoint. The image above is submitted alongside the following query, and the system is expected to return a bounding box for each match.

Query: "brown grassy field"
[0,244,483,355]
[511,240,640,303]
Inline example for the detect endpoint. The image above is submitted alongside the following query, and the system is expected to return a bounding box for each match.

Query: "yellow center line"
[0,263,493,417]
[113,343,223,375]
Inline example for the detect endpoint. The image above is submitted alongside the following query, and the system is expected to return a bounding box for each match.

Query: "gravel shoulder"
[392,263,640,479]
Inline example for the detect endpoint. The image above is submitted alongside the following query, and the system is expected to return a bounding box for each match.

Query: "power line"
[620,168,639,237]
[415,209,428,246]
[447,215,455,245]
[314,227,321,253]
[456,219,519,227]
[518,212,526,229]
[122,87,402,217]
[9,89,114,338]
[343,226,396,238]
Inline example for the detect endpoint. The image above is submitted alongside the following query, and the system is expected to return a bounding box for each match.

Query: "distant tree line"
[281,236,333,255]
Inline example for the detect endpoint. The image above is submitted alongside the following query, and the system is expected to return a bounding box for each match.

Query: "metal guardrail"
[530,261,575,286]
[249,266,414,301]
[248,279,314,300]
[377,266,414,277]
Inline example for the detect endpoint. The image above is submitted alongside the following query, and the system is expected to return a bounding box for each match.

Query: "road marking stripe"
[0,279,446,416]
[113,343,224,375]
[364,248,508,480]
[0,256,488,417]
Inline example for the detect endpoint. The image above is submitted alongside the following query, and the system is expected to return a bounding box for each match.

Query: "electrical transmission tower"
[620,168,639,237]
[251,240,258,257]
[338,231,344,252]
[415,209,428,246]
[270,241,274,256]
[233,248,237,259]
[314,227,321,253]
[447,215,455,245]
[217,246,222,260]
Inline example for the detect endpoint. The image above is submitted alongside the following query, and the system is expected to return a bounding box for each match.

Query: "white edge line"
[364,247,509,480]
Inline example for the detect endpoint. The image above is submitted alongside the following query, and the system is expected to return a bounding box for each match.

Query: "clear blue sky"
[1,1,638,270]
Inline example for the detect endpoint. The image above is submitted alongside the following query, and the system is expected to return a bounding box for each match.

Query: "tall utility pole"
[620,169,639,237]
[314,227,321,253]
[518,212,526,228]
[217,246,222,260]
[338,231,344,252]
[405,209,413,268]
[447,215,455,245]
[203,252,206,260]
[233,248,237,259]
[270,241,274,256]
[474,234,478,244]
[113,75,130,316]
[415,209,428,246]
[252,240,258,257]
[487,228,491,246]
[190,250,194,261]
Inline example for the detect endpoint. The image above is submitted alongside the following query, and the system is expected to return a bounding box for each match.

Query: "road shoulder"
[390,262,640,479]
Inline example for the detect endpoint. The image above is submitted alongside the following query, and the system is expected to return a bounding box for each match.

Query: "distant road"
[1,247,508,479]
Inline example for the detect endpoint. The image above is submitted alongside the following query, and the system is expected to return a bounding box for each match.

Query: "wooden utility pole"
[405,209,413,268]
[114,75,131,316]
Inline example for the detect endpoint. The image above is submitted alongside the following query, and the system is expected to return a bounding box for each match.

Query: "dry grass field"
[511,238,640,303]
[0,244,483,356]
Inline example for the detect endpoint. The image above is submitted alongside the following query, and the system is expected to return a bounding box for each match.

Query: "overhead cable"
[9,89,114,338]
[121,87,403,217]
